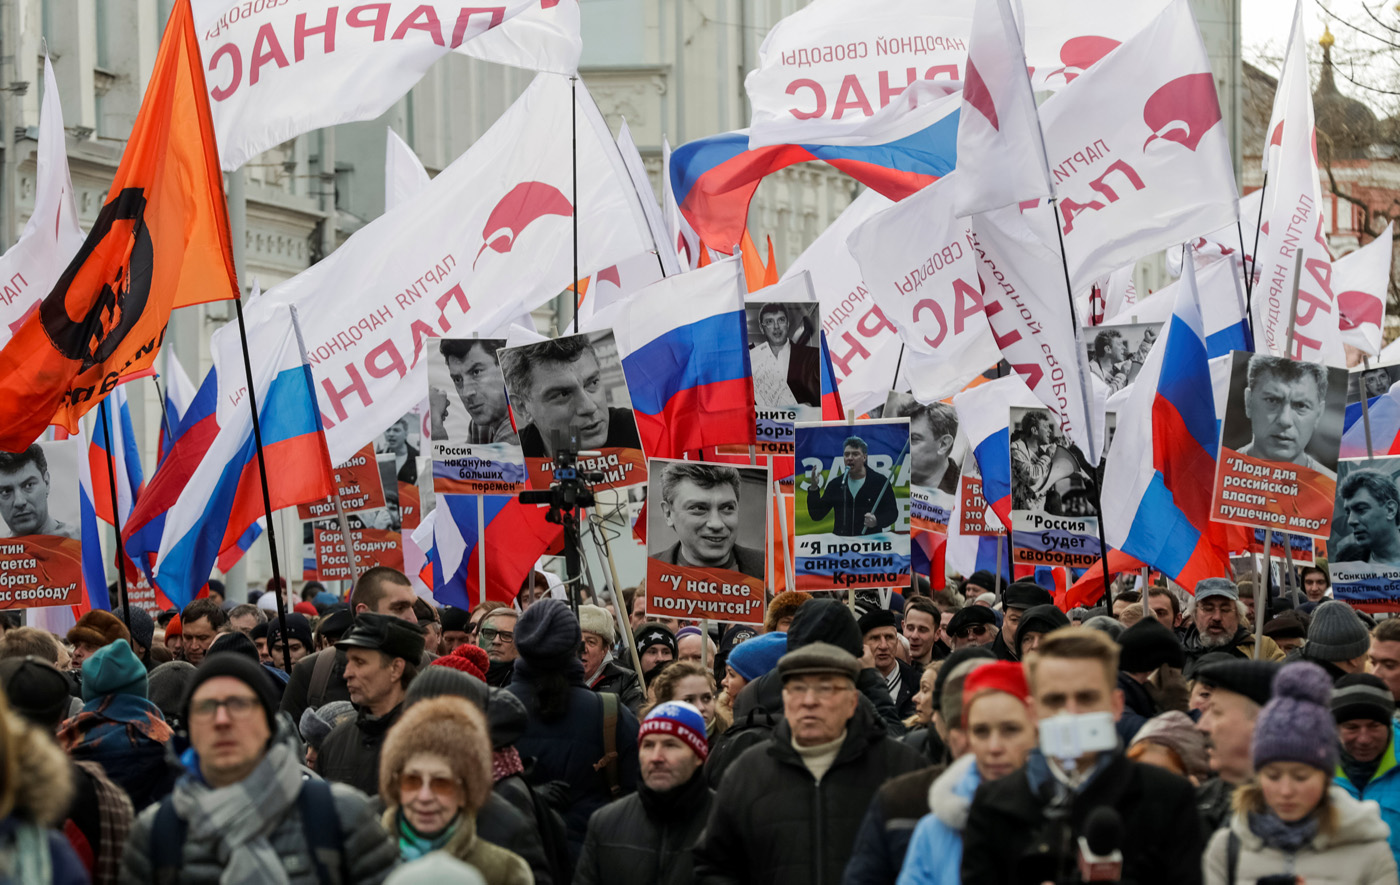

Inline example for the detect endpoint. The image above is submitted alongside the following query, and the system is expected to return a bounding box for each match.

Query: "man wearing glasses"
[695,642,925,883]
[122,653,397,882]
[479,608,520,688]
[946,606,999,650]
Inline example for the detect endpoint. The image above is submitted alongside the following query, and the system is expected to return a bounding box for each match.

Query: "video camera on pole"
[517,428,603,613]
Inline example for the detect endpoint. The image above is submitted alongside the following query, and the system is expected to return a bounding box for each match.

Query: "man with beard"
[749,303,818,408]
[1181,578,1285,665]
[432,338,518,445]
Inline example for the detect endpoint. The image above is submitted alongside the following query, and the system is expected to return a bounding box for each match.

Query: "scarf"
[1247,810,1319,853]
[170,737,303,885]
[396,810,460,861]
[492,747,524,783]
[637,768,709,823]
[1341,747,1383,792]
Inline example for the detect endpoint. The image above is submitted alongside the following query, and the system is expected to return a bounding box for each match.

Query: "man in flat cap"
[859,609,918,719]
[695,642,924,883]
[316,613,426,796]
[1192,658,1281,832]
[991,582,1053,662]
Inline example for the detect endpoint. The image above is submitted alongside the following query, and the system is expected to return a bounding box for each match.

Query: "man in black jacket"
[859,609,917,719]
[694,642,925,885]
[805,436,898,536]
[580,604,645,715]
[990,582,1054,661]
[576,700,713,885]
[962,626,1205,885]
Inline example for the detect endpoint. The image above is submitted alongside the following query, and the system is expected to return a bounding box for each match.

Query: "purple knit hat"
[1252,662,1338,773]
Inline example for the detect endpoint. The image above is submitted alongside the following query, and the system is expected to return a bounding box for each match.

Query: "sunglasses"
[399,772,463,800]
[951,624,993,640]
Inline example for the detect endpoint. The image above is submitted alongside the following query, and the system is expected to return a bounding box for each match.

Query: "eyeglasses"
[189,696,261,721]
[479,628,514,645]
[782,682,851,700]
[399,772,463,800]
[951,624,992,640]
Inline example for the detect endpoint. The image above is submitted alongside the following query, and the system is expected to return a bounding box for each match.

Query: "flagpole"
[570,76,580,331]
[891,344,906,392]
[1245,173,1269,346]
[234,295,292,672]
[1256,528,1271,659]
[150,373,176,459]
[97,400,133,635]
[593,508,646,676]
[1361,357,1378,458]
[774,480,795,592]
[476,495,487,607]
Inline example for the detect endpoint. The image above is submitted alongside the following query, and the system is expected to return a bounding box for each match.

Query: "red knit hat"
[432,643,489,682]
[293,601,318,617]
[961,661,1030,727]
[165,615,182,637]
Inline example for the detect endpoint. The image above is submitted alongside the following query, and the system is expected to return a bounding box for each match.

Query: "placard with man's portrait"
[0,440,84,609]
[885,392,963,535]
[428,339,527,494]
[1212,351,1347,538]
[1328,458,1400,612]
[646,459,770,624]
[1008,406,1115,568]
[499,331,647,493]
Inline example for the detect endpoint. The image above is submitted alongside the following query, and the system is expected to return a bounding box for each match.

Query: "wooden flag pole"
[97,399,133,635]
[595,507,646,677]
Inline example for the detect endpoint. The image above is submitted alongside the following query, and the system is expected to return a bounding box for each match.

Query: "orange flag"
[0,0,237,450]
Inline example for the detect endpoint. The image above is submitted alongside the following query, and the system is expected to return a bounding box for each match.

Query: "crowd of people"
[0,562,1396,882]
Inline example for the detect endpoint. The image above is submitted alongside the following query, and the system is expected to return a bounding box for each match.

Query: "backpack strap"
[298,778,346,885]
[593,691,623,800]
[149,795,187,885]
[308,649,338,711]
[1225,829,1239,885]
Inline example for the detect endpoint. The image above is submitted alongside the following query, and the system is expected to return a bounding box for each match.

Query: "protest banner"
[313,515,404,581]
[957,447,1005,535]
[885,392,961,535]
[1081,323,1161,397]
[0,441,85,610]
[1328,458,1400,612]
[296,443,387,521]
[645,459,770,624]
[722,300,822,463]
[428,339,527,494]
[1211,351,1347,538]
[793,419,911,591]
[1009,406,1114,568]
[499,330,647,493]
[1240,529,1315,566]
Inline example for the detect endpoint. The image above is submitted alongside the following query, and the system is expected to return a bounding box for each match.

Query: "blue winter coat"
[897,755,981,885]
[1335,719,1400,868]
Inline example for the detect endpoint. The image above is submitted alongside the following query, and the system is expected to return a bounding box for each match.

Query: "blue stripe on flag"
[623,310,751,416]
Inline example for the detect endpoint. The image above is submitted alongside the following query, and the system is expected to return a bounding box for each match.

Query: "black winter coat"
[589,661,646,716]
[961,751,1205,885]
[806,468,899,536]
[575,773,712,885]
[842,764,944,885]
[316,703,403,797]
[693,703,926,885]
[477,790,554,885]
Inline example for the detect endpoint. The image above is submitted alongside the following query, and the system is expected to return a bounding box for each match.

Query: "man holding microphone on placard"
[806,436,898,536]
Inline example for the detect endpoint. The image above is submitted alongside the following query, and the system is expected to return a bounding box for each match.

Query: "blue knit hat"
[726,631,788,682]
[1252,662,1338,773]
[639,700,708,760]
[82,640,148,702]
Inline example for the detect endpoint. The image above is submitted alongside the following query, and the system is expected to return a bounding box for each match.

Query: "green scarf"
[396,809,460,861]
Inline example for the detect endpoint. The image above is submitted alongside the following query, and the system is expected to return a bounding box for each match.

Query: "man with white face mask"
[961,627,1206,885]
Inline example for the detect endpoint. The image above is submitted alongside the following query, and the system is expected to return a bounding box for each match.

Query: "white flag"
[0,58,85,350]
[1334,223,1393,357]
[847,174,1001,400]
[235,74,654,463]
[194,0,582,170]
[385,128,430,212]
[954,0,1052,217]
[1033,0,1237,293]
[615,121,680,277]
[1252,0,1344,366]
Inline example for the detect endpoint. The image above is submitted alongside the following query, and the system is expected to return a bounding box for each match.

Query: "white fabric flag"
[0,58,85,350]
[1020,0,1172,91]
[235,74,653,463]
[661,138,700,271]
[846,173,1001,400]
[1252,0,1344,366]
[615,120,680,277]
[1034,0,1237,293]
[969,201,1102,463]
[194,0,582,170]
[954,0,1052,217]
[385,128,430,212]
[1334,223,1393,357]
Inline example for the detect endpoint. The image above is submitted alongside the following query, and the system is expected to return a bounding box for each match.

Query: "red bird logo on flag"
[1142,73,1223,152]
[473,181,573,268]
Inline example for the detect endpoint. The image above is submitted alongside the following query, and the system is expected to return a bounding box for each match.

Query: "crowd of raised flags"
[0,0,1394,694]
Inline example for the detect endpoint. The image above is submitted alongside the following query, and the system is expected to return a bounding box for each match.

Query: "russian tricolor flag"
[88,386,145,527]
[615,259,756,459]
[1099,257,1230,592]
[152,310,334,607]
[54,424,110,613]
[952,375,1041,533]
[431,495,563,608]
[819,332,845,420]
[158,351,197,465]
[669,112,959,256]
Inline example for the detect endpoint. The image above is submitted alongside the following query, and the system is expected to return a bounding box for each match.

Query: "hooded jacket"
[57,693,179,811]
[694,702,926,885]
[1204,786,1397,885]
[0,713,87,884]
[895,755,980,885]
[1335,720,1400,869]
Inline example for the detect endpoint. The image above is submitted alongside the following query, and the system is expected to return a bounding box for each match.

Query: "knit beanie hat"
[432,643,490,682]
[165,615,182,638]
[293,601,319,617]
[1194,659,1281,707]
[405,665,489,715]
[207,630,260,664]
[636,623,678,658]
[182,651,279,732]
[66,610,131,650]
[764,591,811,633]
[147,661,195,725]
[0,657,74,730]
[513,599,581,671]
[1117,618,1186,673]
[82,640,148,702]
[577,604,616,645]
[1131,711,1211,782]
[313,592,342,612]
[113,606,155,652]
[857,608,898,636]
[1014,604,1070,653]
[266,613,314,653]
[1252,662,1338,773]
[439,606,471,634]
[299,700,356,749]
[961,660,1030,727]
[1305,600,1371,662]
[638,700,709,761]
[718,625,758,659]
[1332,673,1396,726]
[726,631,788,682]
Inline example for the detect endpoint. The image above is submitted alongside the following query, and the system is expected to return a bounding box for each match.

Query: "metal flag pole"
[1361,356,1378,459]
[477,495,487,606]
[97,399,132,635]
[1245,172,1269,337]
[571,76,580,331]
[150,373,176,459]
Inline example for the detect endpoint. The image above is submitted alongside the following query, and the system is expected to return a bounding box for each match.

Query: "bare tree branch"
[1317,0,1400,48]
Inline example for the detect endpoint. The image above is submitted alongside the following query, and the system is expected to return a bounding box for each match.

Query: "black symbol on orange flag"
[40,188,153,372]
